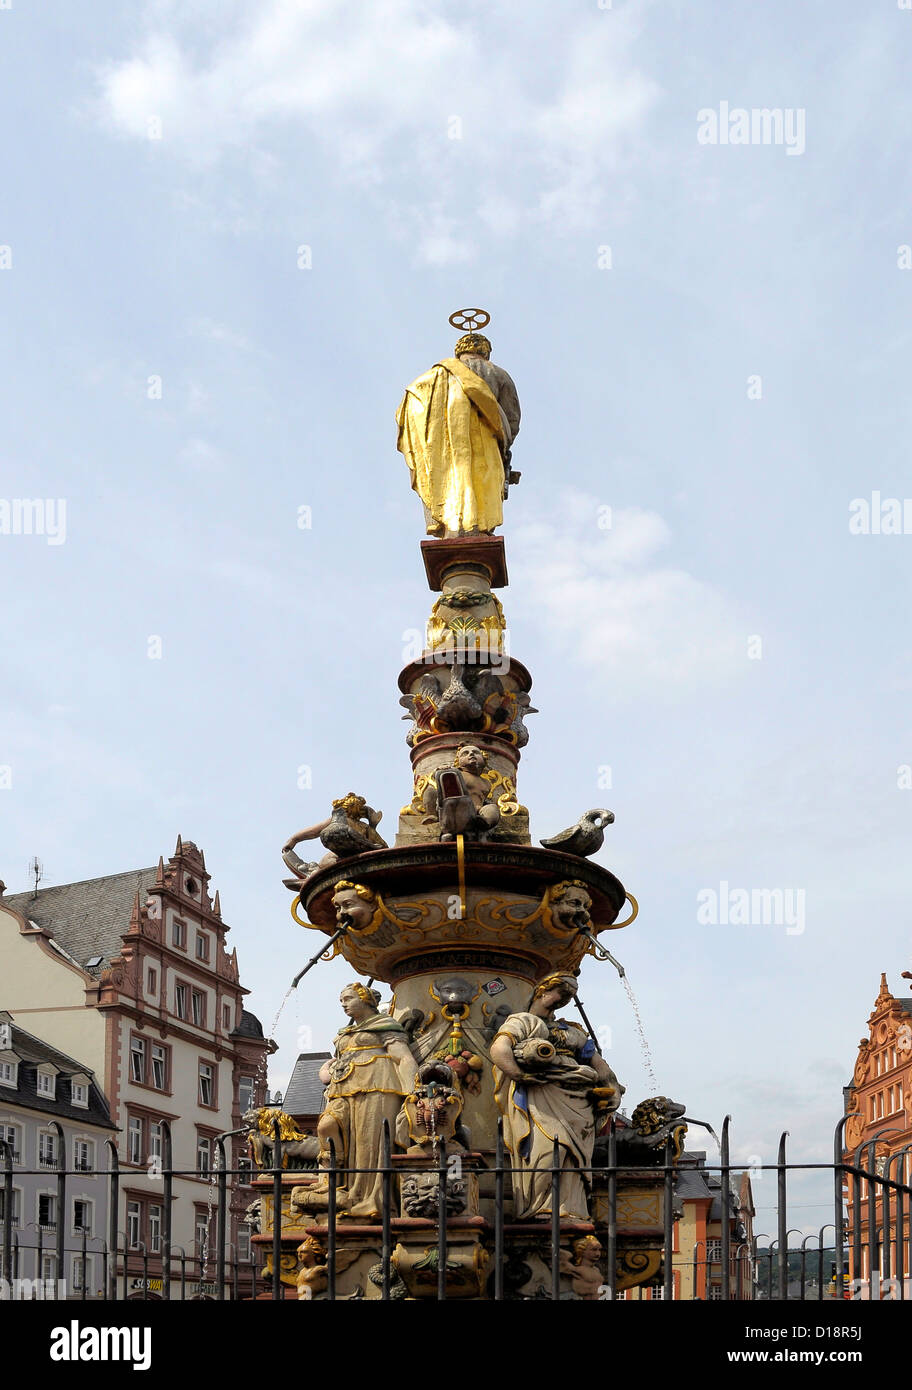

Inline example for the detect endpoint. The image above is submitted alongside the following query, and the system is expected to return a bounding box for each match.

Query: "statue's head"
[454,742,487,774]
[531,971,578,1009]
[340,981,381,1018]
[455,332,491,360]
[572,1234,602,1266]
[334,792,367,818]
[332,880,377,930]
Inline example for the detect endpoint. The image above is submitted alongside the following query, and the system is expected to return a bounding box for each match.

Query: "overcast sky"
[3,0,912,1234]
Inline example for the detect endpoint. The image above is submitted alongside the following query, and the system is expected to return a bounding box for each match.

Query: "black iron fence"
[0,1116,909,1300]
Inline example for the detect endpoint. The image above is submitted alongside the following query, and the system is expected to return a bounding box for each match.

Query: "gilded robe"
[396,356,506,536]
[322,1015,410,1219]
[493,1012,599,1221]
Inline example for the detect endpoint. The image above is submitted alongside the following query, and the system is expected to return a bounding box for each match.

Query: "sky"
[2,0,912,1238]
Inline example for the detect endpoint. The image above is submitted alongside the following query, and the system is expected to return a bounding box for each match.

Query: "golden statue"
[396,310,520,537]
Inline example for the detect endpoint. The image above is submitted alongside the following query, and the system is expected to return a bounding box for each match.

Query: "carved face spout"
[551,886,592,930]
[332,887,374,931]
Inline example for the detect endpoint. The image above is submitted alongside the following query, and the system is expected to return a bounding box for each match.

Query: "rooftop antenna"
[28,856,43,898]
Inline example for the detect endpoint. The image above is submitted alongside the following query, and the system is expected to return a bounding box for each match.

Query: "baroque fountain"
[247,309,687,1300]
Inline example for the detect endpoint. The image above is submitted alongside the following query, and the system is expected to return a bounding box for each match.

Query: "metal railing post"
[381,1119,391,1300]
[271,1120,282,1301]
[327,1139,337,1302]
[494,1119,504,1301]
[776,1132,788,1300]
[550,1138,561,1301]
[0,1138,12,1284]
[105,1141,120,1300]
[438,1135,449,1302]
[161,1122,173,1302]
[720,1115,732,1301]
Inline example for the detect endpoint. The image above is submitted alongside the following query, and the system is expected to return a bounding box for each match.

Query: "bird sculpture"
[540,809,615,858]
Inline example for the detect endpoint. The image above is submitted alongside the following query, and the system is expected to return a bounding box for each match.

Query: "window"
[198,1062,215,1108]
[223,1004,231,1031]
[130,1035,146,1084]
[146,967,157,994]
[151,1043,167,1091]
[36,1068,55,1097]
[72,1254,92,1292]
[195,1213,209,1260]
[127,1201,141,1248]
[238,1075,255,1114]
[0,1061,18,1088]
[191,990,205,1027]
[128,1116,143,1165]
[0,1123,21,1162]
[237,1154,251,1179]
[38,1132,58,1168]
[175,984,188,1020]
[706,1240,723,1263]
[651,1284,665,1299]
[237,1223,251,1263]
[196,934,209,962]
[172,919,187,949]
[73,1139,94,1172]
[149,1122,162,1163]
[73,1199,92,1235]
[0,1187,20,1224]
[71,1080,89,1108]
[707,1284,724,1301]
[149,1204,162,1254]
[40,1253,57,1284]
[197,1135,211,1176]
[38,1193,57,1229]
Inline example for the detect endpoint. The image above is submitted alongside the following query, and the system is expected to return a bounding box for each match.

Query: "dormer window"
[0,1055,19,1089]
[71,1077,89,1108]
[36,1067,56,1098]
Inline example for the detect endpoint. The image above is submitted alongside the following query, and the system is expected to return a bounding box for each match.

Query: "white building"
[0,1012,114,1297]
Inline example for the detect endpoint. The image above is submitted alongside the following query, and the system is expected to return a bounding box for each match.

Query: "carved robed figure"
[315,983,416,1219]
[396,331,520,537]
[490,972,622,1222]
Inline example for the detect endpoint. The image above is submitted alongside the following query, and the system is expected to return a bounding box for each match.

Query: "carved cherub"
[421,743,500,842]
[559,1235,604,1300]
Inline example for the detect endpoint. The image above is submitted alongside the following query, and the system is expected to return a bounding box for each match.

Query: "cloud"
[92,1,659,252]
[510,492,745,700]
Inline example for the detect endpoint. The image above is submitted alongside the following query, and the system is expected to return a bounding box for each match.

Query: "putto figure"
[421,742,501,842]
[396,310,521,537]
[490,971,623,1222]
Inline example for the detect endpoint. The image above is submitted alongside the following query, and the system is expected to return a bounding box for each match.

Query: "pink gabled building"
[0,837,274,1298]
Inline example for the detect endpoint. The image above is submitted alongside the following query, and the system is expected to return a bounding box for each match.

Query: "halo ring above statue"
[448,307,490,332]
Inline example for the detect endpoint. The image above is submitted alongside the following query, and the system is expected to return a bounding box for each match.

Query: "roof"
[5,867,158,970]
[231,1009,265,1040]
[283,1052,331,1118]
[0,1019,116,1129]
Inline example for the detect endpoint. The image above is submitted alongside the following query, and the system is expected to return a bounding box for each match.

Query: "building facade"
[843,971,912,1296]
[0,1012,115,1296]
[0,838,274,1297]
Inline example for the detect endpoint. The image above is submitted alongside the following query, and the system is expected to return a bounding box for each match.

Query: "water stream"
[619,973,659,1095]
